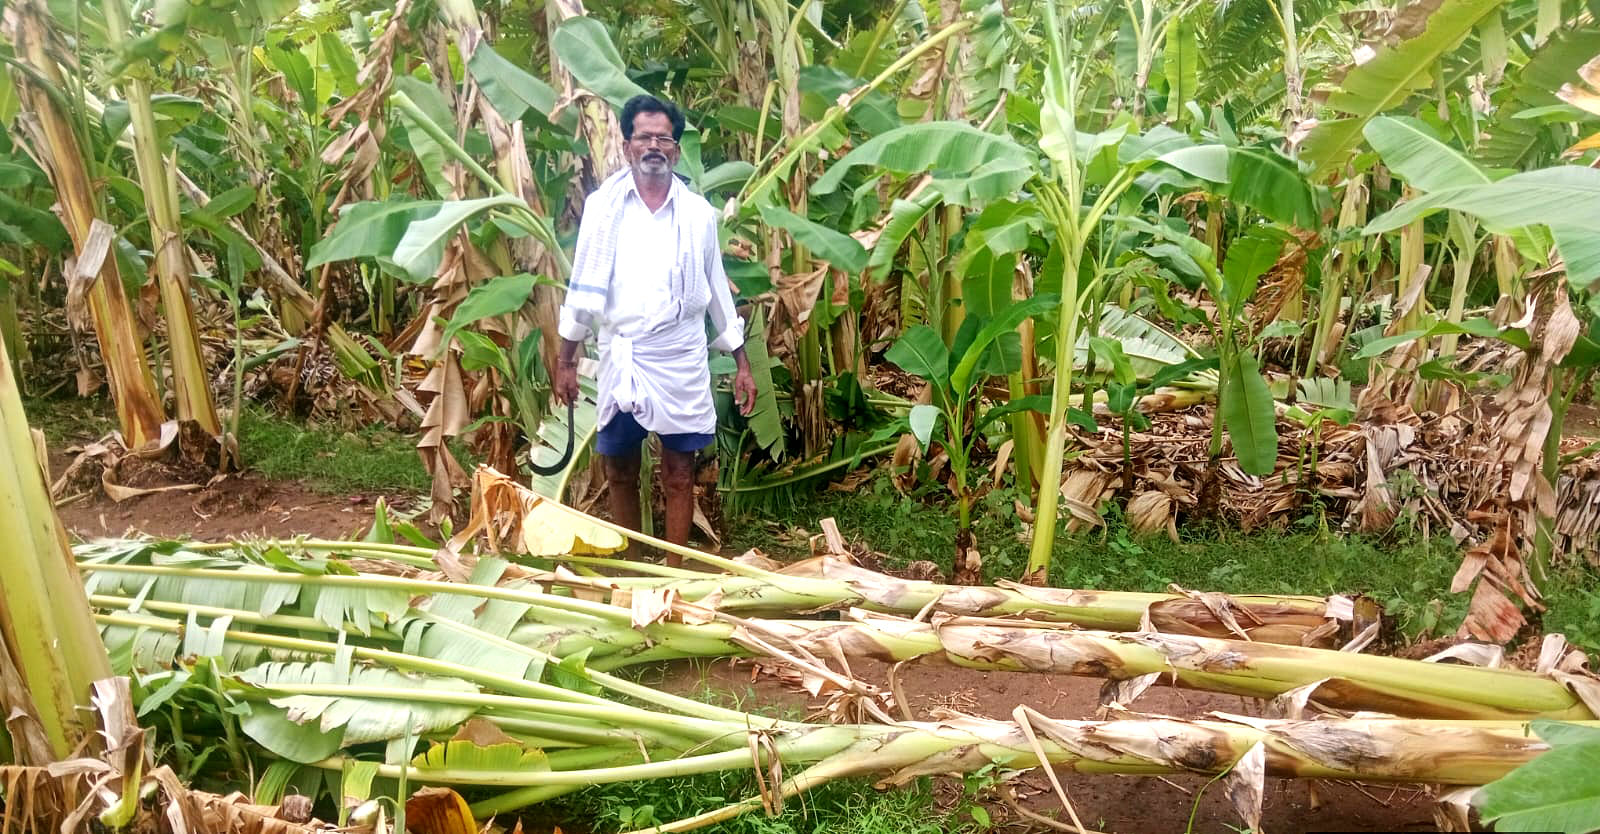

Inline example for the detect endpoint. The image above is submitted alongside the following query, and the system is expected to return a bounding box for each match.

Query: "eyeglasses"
[632,133,679,148]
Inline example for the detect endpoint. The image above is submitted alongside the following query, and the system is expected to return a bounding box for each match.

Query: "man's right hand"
[554,363,580,405]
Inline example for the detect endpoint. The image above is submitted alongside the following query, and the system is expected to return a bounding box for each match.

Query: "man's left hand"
[733,365,758,416]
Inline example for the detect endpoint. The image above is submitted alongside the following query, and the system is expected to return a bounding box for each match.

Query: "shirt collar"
[622,168,681,209]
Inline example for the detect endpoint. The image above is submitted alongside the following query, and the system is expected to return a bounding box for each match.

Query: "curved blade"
[527,400,577,476]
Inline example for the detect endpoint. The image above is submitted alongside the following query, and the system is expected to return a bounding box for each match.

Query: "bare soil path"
[54,459,408,542]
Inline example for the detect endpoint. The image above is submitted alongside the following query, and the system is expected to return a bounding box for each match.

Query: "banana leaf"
[1075,305,1215,385]
[1299,0,1510,174]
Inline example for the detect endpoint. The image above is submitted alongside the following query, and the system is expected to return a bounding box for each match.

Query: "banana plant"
[1114,0,1208,123]
[1362,156,1600,577]
[3,0,169,448]
[101,0,228,442]
[440,272,562,460]
[959,211,1050,487]
[1027,0,1264,582]
[1356,115,1551,406]
[1179,221,1293,475]
[885,294,1058,584]
[0,334,113,761]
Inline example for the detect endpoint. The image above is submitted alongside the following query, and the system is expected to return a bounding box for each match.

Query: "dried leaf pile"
[1044,391,1600,642]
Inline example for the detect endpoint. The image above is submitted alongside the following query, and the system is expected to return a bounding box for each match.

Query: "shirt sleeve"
[557,193,602,343]
[704,212,745,353]
[558,306,594,343]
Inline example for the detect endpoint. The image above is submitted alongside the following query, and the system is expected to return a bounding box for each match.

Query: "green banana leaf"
[1219,351,1279,476]
[550,17,649,109]
[1299,0,1509,174]
[1363,166,1600,290]
[237,661,480,763]
[811,121,1035,202]
[1364,115,1552,258]
[1076,305,1215,386]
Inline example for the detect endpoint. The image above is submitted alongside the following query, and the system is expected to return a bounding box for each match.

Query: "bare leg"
[603,452,642,560]
[659,448,696,568]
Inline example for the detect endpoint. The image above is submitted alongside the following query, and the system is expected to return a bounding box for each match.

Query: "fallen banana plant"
[737,611,1600,722]
[128,465,1349,645]
[466,466,1345,642]
[190,537,1347,642]
[74,558,1588,833]
[75,539,1600,723]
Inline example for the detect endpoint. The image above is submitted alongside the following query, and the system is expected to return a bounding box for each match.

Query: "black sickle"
[529,399,578,476]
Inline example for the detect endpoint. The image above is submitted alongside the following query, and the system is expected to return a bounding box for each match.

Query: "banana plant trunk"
[88,569,1590,723]
[1308,173,1367,371]
[952,474,980,585]
[1026,2,1097,585]
[0,335,114,761]
[101,0,222,440]
[3,0,166,448]
[1394,186,1427,334]
[1026,187,1084,585]
[1008,265,1044,489]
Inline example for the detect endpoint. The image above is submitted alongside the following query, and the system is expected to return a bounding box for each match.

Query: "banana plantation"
[7,0,1600,831]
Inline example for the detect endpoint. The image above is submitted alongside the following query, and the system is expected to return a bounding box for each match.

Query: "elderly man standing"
[553,94,757,564]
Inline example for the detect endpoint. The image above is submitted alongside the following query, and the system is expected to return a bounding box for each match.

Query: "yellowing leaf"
[1559,85,1600,116]
[403,786,478,834]
[1557,59,1600,154]
[1568,130,1600,156]
[411,738,550,772]
[459,466,628,557]
[519,496,626,556]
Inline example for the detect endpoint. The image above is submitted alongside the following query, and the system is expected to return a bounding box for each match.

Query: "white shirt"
[602,191,677,340]
[557,174,745,437]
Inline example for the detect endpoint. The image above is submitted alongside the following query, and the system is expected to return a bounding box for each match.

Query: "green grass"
[235,407,440,494]
[23,394,116,446]
[726,470,1600,653]
[540,772,982,834]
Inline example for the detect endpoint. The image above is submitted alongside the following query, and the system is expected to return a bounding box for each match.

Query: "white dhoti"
[598,312,717,437]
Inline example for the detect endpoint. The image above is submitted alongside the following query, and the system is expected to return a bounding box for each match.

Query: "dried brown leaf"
[403,786,478,834]
[1459,581,1525,644]
[1222,741,1266,833]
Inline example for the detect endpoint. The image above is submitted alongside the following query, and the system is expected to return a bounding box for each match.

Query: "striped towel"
[563,167,710,325]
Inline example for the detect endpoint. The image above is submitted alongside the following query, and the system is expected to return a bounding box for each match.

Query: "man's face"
[626,111,679,177]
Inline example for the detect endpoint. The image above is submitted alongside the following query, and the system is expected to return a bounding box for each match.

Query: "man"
[553,94,757,565]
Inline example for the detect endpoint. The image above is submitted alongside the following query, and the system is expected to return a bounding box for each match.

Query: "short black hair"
[620,94,686,142]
